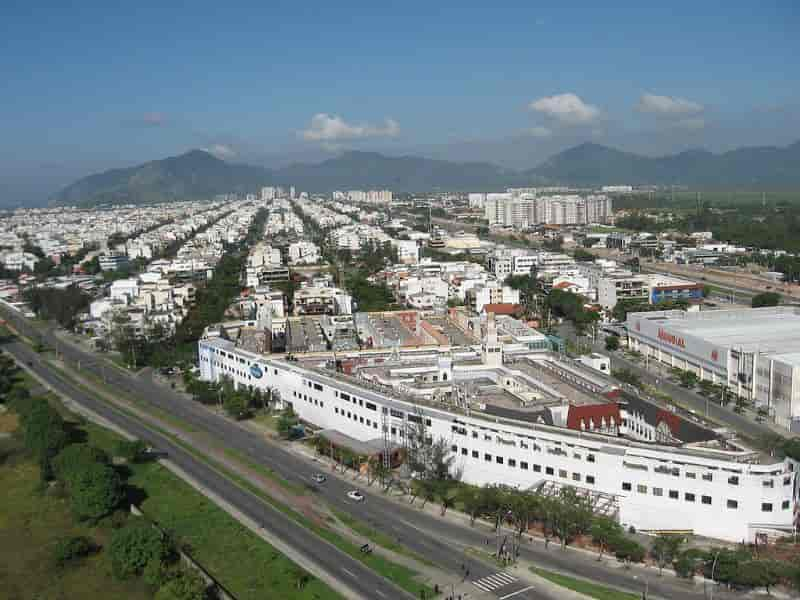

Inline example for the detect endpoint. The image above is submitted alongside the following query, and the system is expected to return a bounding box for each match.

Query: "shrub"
[114,439,148,462]
[110,518,171,580]
[52,535,95,567]
[67,461,124,521]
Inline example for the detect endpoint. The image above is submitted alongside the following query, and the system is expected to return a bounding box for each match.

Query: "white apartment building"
[468,283,520,313]
[288,241,320,265]
[395,240,420,264]
[484,194,612,228]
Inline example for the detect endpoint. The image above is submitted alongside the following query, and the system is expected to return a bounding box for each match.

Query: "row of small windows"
[451,446,596,485]
[334,390,377,412]
[334,406,379,430]
[621,482,791,511]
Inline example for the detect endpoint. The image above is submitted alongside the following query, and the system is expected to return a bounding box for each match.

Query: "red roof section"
[482,303,520,315]
[655,409,680,436]
[567,403,621,431]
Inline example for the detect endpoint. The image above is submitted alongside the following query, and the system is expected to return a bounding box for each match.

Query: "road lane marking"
[499,585,535,599]
[341,568,356,578]
[472,571,517,592]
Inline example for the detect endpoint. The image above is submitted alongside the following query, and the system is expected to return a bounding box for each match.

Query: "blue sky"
[1,1,798,203]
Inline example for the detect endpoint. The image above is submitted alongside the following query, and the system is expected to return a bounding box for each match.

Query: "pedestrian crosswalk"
[472,571,517,592]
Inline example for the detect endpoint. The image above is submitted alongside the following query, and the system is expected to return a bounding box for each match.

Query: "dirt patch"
[0,411,19,433]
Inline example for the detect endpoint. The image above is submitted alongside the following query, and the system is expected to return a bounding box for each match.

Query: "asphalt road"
[600,345,779,441]
[3,310,732,599]
[2,338,410,600]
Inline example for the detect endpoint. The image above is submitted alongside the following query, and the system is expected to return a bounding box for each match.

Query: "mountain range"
[53,141,800,206]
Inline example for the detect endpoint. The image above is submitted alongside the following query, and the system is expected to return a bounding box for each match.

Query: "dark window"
[622,482,632,491]
[586,475,595,485]
[533,464,541,472]
[341,392,351,401]
[762,503,773,512]
[782,500,790,510]
[669,490,679,499]
[496,456,504,465]
[587,454,595,463]
[508,459,516,467]
[685,493,695,502]
[545,467,554,475]
[520,462,529,470]
[366,402,376,411]
[313,383,323,392]
[461,448,468,456]
[727,499,738,509]
[701,496,712,505]
[728,475,739,485]
[572,473,581,482]
[472,450,479,458]
[451,445,458,453]
[484,453,492,462]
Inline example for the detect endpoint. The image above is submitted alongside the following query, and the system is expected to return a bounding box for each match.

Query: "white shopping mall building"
[627,307,800,432]
[199,336,800,543]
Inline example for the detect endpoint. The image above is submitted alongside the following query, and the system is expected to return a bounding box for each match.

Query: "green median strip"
[42,352,435,599]
[530,566,639,600]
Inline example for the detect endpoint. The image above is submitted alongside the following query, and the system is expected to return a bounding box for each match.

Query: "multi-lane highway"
[3,337,410,600]
[2,308,727,599]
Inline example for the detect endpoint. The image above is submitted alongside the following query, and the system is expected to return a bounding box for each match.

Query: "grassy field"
[79,422,343,600]
[530,566,639,600]
[0,436,152,600]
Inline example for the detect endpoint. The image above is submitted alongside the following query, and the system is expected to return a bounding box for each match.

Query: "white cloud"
[202,144,237,159]
[526,126,552,138]
[301,113,400,141]
[637,93,704,116]
[529,93,600,125]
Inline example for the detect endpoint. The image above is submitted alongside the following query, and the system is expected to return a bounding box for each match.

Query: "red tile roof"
[482,303,520,315]
[566,403,621,432]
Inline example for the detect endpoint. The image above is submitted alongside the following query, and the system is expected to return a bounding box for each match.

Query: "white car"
[347,490,365,502]
[311,474,326,484]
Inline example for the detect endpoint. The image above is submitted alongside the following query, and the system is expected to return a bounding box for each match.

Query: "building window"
[762,503,773,512]
[508,459,516,467]
[763,480,774,488]
[485,453,492,462]
[572,473,581,482]
[686,472,696,479]
[702,473,713,482]
[534,464,541,472]
[546,467,554,475]
[637,484,647,494]
[451,445,458,453]
[728,476,739,485]
[521,462,529,470]
[461,448,468,456]
[496,456,504,465]
[558,469,567,478]
[685,493,695,502]
[782,500,790,510]
[669,490,679,499]
[622,482,632,491]
[653,487,663,497]
[586,475,595,485]
[727,499,738,509]
[587,454,595,463]
[701,496,712,505]
[472,450,479,458]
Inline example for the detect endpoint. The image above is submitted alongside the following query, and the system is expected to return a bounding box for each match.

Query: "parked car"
[347,490,365,502]
[311,473,326,484]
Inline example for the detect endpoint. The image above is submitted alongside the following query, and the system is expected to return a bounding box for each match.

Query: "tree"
[53,444,110,482]
[651,534,683,575]
[276,406,298,438]
[20,399,69,480]
[458,486,483,526]
[736,560,782,593]
[590,516,623,559]
[550,487,593,549]
[604,335,620,352]
[223,389,251,420]
[155,568,209,600]
[752,292,780,308]
[110,518,171,579]
[65,461,123,521]
[613,537,646,565]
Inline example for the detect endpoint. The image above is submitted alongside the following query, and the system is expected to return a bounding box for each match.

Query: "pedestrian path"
[472,571,517,593]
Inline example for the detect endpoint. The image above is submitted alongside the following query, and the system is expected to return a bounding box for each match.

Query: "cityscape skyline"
[2,1,799,204]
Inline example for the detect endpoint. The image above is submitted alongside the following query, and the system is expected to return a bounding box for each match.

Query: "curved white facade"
[199,338,799,543]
